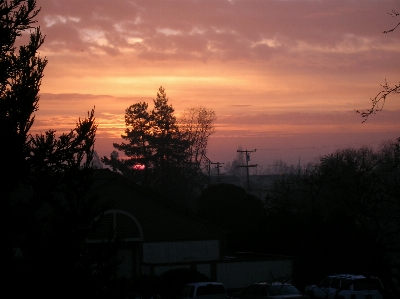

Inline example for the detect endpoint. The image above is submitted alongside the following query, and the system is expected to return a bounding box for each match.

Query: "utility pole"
[237,149,257,192]
[205,156,224,184]
[211,161,224,184]
[204,156,212,185]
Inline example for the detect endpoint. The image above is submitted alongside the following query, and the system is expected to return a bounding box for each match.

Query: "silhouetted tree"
[19,110,122,297]
[103,86,214,207]
[103,87,188,180]
[265,141,400,295]
[1,1,120,297]
[353,9,400,294]
[179,106,216,169]
[1,0,46,195]
[1,0,47,285]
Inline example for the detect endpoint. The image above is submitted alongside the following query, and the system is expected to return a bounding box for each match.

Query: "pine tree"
[105,86,190,186]
[1,2,118,296]
[104,86,214,206]
[1,0,47,194]
[150,86,189,175]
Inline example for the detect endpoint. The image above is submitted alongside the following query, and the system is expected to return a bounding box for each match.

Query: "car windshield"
[268,285,301,296]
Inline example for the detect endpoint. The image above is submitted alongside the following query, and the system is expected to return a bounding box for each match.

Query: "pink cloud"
[28,0,400,166]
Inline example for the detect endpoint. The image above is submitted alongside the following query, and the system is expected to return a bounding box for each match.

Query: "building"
[87,169,227,278]
[87,169,293,289]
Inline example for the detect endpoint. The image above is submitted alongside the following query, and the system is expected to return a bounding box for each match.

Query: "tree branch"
[355,80,400,122]
[383,10,400,33]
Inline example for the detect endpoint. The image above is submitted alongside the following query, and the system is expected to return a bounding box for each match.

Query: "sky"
[29,0,400,170]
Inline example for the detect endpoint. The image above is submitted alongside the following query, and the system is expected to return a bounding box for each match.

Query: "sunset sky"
[29,0,400,169]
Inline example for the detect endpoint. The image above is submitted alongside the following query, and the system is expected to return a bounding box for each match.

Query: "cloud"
[37,1,399,62]
[31,0,400,165]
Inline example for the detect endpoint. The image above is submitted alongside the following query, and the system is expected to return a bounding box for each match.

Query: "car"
[304,274,384,299]
[233,281,307,299]
[181,282,228,299]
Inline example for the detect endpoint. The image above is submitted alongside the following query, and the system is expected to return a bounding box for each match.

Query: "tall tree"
[111,101,153,176]
[105,86,189,183]
[103,87,216,207]
[150,86,188,175]
[1,0,47,194]
[1,2,120,297]
[1,0,47,273]
[179,106,216,170]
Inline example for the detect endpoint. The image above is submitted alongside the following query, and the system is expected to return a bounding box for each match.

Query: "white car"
[304,274,383,299]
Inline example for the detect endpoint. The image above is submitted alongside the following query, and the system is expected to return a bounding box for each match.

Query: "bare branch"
[383,22,400,33]
[383,10,400,33]
[358,10,399,122]
[356,80,400,122]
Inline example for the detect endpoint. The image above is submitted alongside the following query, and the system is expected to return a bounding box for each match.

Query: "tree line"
[195,140,400,297]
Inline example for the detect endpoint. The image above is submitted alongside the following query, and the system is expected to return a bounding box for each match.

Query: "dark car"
[234,282,307,299]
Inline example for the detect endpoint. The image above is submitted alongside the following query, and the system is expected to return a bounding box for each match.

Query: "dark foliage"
[102,86,210,207]
[195,141,399,296]
[265,141,400,295]
[197,183,268,252]
[1,1,122,297]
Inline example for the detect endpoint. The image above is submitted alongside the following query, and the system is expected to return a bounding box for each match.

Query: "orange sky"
[29,0,400,169]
